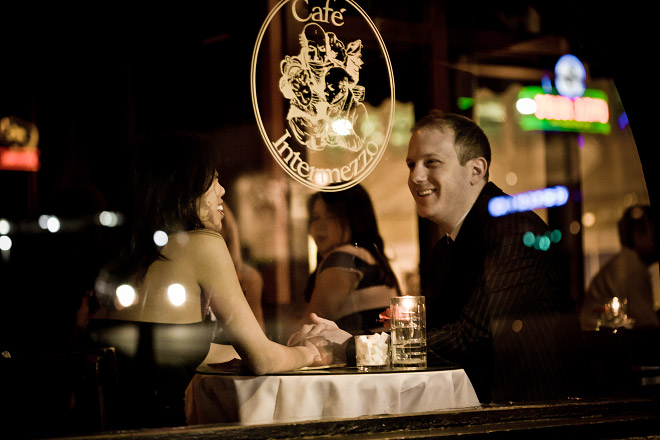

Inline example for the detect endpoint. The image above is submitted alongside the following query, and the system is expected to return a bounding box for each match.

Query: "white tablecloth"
[184,368,480,425]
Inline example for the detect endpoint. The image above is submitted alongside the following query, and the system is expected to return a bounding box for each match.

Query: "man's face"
[406,127,476,230]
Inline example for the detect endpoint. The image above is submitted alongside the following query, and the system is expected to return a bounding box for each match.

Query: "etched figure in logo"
[279,22,366,152]
[280,56,325,150]
[323,66,367,152]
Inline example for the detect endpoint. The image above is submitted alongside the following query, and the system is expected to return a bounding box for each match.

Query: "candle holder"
[599,296,634,330]
[390,296,427,369]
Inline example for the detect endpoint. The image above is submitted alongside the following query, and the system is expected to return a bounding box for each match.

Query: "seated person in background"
[288,184,400,337]
[218,204,266,331]
[89,131,329,428]
[580,205,660,330]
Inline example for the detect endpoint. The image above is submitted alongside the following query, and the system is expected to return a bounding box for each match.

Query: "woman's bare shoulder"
[163,229,227,259]
[330,244,375,263]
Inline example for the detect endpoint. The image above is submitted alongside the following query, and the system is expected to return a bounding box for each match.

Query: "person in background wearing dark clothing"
[580,205,659,330]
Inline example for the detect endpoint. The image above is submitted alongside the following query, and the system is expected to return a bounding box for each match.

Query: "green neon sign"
[517,86,611,134]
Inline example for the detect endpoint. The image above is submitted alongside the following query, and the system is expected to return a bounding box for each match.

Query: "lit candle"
[611,297,620,316]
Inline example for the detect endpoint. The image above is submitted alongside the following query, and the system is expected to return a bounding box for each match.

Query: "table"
[184,361,480,425]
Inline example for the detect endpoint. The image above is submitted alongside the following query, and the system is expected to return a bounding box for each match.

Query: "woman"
[89,131,325,428]
[297,184,400,334]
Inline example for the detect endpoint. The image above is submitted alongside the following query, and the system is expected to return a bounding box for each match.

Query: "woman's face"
[309,198,350,257]
[198,174,225,232]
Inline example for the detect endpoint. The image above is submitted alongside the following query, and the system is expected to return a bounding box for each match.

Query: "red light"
[0,147,41,172]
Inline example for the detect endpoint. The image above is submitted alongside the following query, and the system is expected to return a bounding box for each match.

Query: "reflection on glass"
[116,284,136,308]
[167,283,186,306]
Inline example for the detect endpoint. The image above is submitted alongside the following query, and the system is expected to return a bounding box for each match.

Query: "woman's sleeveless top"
[317,249,397,332]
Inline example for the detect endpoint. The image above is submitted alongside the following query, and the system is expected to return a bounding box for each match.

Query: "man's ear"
[469,157,488,185]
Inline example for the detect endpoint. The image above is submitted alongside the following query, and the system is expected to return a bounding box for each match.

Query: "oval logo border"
[251,0,395,192]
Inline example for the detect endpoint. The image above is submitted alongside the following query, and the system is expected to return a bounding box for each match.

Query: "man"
[293,111,582,403]
[405,111,581,402]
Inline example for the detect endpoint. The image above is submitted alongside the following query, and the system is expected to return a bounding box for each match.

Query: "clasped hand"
[288,313,352,365]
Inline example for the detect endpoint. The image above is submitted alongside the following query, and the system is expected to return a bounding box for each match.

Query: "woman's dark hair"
[126,130,220,282]
[304,184,400,300]
[618,205,653,248]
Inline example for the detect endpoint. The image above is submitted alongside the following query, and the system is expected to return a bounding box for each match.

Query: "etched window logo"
[252,0,394,191]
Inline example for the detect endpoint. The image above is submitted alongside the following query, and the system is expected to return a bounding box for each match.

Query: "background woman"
[291,184,400,336]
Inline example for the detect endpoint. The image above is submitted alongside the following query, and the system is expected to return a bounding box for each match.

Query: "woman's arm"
[193,233,320,374]
[304,267,359,320]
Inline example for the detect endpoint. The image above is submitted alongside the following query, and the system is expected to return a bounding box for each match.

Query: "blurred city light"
[153,230,168,246]
[99,211,123,227]
[0,235,12,251]
[38,215,50,229]
[46,216,61,233]
[488,186,570,217]
[617,111,629,129]
[555,54,586,99]
[517,86,610,134]
[167,283,186,306]
[515,98,536,115]
[0,219,10,235]
[457,97,475,110]
[582,212,596,227]
[522,229,562,251]
[505,171,518,186]
[116,284,136,307]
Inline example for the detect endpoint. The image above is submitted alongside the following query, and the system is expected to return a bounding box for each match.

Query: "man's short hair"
[413,111,491,178]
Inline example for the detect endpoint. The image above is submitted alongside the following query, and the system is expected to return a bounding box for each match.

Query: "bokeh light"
[153,230,169,246]
[505,171,518,186]
[167,283,186,306]
[569,221,581,235]
[99,211,121,227]
[0,235,12,251]
[46,216,61,233]
[582,212,596,227]
[116,284,136,307]
[38,215,50,229]
[0,219,10,235]
[515,98,537,115]
[523,231,536,247]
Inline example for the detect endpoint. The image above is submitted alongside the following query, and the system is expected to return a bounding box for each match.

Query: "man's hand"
[302,336,334,366]
[288,313,352,364]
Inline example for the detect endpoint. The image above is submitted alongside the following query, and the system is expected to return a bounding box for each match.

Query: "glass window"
[1,2,657,438]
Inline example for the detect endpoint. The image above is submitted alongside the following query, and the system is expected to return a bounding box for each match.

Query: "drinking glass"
[390,296,427,369]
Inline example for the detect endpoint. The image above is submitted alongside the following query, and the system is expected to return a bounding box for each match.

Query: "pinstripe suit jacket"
[422,182,582,403]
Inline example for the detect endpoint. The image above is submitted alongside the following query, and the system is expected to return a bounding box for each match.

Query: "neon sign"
[0,117,40,172]
[0,147,40,171]
[488,185,570,217]
[555,54,586,99]
[516,86,610,134]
